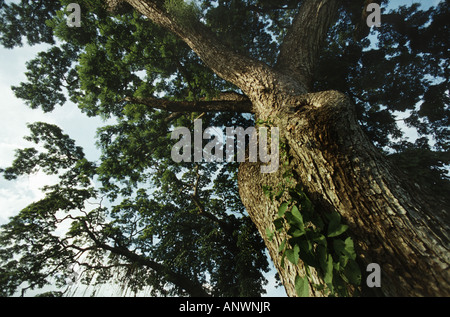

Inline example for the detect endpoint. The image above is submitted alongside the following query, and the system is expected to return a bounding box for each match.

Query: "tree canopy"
[0,0,448,297]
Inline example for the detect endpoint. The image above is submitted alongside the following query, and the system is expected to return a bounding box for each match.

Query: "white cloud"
[0,173,59,224]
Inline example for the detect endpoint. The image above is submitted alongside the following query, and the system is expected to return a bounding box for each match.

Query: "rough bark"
[237,159,326,297]
[239,91,450,296]
[276,0,341,89]
[122,0,305,103]
[115,0,450,296]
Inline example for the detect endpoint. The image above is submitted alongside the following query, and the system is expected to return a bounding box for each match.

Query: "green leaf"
[295,275,310,297]
[317,244,328,271]
[278,238,287,253]
[303,196,313,212]
[328,224,348,238]
[326,212,348,237]
[333,261,341,272]
[291,205,303,224]
[344,237,357,260]
[334,237,357,262]
[311,215,325,231]
[343,259,361,285]
[285,244,300,265]
[333,239,345,253]
[324,254,334,286]
[339,254,349,267]
[326,211,340,226]
[287,226,305,238]
[285,207,304,230]
[297,239,318,268]
[278,202,288,217]
[298,237,312,253]
[265,227,274,242]
[312,233,327,246]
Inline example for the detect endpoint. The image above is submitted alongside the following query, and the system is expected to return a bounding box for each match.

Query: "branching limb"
[79,217,209,296]
[276,0,341,90]
[120,0,271,92]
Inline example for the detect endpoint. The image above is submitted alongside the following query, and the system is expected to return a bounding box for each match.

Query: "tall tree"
[0,0,448,297]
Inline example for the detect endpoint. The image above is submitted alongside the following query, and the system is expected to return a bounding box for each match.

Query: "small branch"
[164,112,183,123]
[190,165,234,234]
[247,3,299,13]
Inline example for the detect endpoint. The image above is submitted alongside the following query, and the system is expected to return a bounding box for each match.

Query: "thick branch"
[276,0,341,89]
[104,243,209,296]
[119,0,306,104]
[121,0,268,92]
[80,219,209,297]
[124,93,254,114]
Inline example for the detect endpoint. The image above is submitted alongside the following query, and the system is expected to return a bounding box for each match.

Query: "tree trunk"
[238,89,450,297]
[120,0,450,297]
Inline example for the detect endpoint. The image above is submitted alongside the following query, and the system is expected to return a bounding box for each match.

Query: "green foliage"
[1,122,85,180]
[165,0,201,27]
[0,0,448,297]
[0,0,59,48]
[388,145,450,197]
[11,44,78,112]
[316,1,449,152]
[0,102,264,297]
[264,146,361,297]
[294,275,309,297]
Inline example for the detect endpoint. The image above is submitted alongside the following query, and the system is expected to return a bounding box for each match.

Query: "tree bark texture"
[118,0,450,296]
[239,91,450,296]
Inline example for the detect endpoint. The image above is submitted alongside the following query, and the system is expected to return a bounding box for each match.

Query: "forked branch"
[276,0,340,90]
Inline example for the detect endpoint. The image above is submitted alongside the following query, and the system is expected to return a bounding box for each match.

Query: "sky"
[0,43,105,224]
[0,0,443,297]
